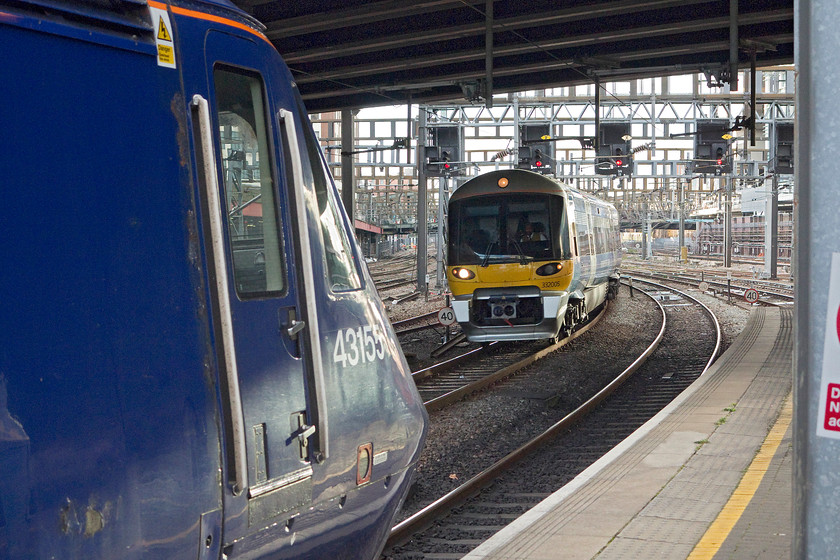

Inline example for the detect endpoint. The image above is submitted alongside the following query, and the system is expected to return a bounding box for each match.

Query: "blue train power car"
[0,1,427,558]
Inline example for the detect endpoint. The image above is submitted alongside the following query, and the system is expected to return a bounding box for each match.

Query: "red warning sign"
[824,383,840,431]
[817,254,840,439]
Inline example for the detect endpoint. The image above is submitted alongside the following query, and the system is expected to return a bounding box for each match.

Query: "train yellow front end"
[447,170,621,342]
[448,258,576,340]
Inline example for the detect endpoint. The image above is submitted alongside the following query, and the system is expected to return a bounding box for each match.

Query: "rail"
[387,289,673,549]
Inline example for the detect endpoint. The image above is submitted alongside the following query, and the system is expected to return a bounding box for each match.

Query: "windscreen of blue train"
[448,194,570,265]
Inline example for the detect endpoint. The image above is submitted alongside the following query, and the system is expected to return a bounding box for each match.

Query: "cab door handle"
[287,320,305,339]
[283,308,305,340]
[296,423,316,444]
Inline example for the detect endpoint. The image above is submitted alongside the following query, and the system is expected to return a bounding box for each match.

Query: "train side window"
[213,67,285,297]
[294,96,362,292]
[552,197,570,258]
[575,209,590,256]
[595,222,605,253]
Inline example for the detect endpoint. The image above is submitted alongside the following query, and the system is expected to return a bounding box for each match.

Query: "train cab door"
[192,30,321,549]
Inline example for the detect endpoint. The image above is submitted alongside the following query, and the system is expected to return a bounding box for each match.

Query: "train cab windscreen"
[448,194,569,266]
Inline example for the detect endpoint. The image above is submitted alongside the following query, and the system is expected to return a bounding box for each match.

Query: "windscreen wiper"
[480,241,496,267]
[509,238,533,265]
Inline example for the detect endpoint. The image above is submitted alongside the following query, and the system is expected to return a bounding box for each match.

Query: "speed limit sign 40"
[438,307,456,326]
[744,288,760,304]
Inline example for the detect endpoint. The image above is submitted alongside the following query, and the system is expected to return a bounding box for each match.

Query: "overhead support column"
[729,0,738,91]
[436,177,449,291]
[724,176,732,268]
[650,86,657,158]
[642,199,650,260]
[678,180,686,262]
[340,109,355,221]
[749,47,757,146]
[795,2,840,557]
[763,174,779,279]
[406,99,412,166]
[513,96,520,166]
[416,110,429,293]
[594,78,601,154]
[763,122,779,280]
[484,0,493,108]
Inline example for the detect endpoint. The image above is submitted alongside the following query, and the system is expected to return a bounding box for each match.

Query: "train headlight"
[451,267,475,280]
[536,262,563,276]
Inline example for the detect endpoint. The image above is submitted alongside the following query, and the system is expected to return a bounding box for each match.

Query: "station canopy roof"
[233,0,793,113]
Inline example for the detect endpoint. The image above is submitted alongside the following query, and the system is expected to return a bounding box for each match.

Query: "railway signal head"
[441,150,452,172]
[773,123,794,174]
[519,124,553,174]
[517,145,533,169]
[614,146,633,176]
[691,120,732,174]
[424,126,464,176]
[596,123,632,176]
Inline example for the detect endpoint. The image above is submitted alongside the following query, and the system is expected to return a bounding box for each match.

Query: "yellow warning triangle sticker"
[157,16,172,42]
[149,6,176,68]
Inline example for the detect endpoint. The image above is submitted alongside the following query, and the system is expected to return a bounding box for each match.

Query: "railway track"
[411,311,603,412]
[671,252,792,269]
[382,281,721,559]
[393,311,440,335]
[370,254,439,302]
[376,276,419,291]
[624,265,794,306]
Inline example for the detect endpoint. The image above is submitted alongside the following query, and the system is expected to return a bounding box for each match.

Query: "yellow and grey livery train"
[447,169,621,342]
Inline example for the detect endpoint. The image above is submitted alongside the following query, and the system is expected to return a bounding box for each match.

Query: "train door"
[193,31,318,547]
[583,200,597,285]
[570,195,590,279]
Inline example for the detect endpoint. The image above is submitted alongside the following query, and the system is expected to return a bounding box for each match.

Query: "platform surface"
[462,306,792,560]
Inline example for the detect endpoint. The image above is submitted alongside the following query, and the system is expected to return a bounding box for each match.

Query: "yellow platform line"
[687,394,792,560]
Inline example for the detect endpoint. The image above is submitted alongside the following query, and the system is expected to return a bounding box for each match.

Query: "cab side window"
[295,97,362,292]
[213,67,286,297]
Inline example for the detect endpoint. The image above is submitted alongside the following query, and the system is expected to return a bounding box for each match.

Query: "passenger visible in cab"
[519,222,546,242]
